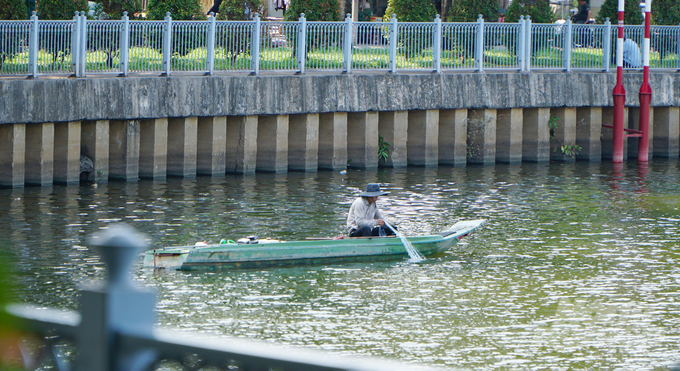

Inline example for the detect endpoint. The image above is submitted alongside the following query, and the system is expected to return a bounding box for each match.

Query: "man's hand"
[376,219,385,226]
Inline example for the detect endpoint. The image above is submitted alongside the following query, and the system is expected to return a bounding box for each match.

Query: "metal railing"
[1,12,680,78]
[4,224,440,371]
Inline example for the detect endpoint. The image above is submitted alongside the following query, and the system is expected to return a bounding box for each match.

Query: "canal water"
[1,160,680,370]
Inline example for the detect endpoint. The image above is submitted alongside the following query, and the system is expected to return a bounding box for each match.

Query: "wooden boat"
[142,220,485,271]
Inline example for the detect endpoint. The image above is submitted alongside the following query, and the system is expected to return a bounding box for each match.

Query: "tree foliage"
[595,0,643,25]
[36,0,88,19]
[384,0,437,22]
[505,0,555,24]
[216,0,262,20]
[283,0,341,21]
[0,0,28,19]
[147,0,205,20]
[446,0,499,23]
[651,0,680,25]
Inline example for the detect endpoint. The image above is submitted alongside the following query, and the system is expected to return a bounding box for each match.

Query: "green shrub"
[147,0,205,20]
[446,0,499,23]
[595,0,643,25]
[384,0,437,22]
[505,0,555,24]
[283,0,341,21]
[651,0,680,25]
[36,0,88,19]
[0,0,28,19]
[215,0,262,20]
[99,0,143,19]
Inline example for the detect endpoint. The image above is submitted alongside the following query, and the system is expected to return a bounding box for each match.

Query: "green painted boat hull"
[142,220,485,271]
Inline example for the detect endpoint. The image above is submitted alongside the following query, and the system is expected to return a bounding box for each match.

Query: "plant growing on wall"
[0,0,28,19]
[36,0,88,19]
[652,0,680,25]
[378,135,392,162]
[548,116,582,156]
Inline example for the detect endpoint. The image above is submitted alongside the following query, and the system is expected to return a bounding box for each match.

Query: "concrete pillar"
[439,109,468,166]
[467,109,496,165]
[81,120,109,183]
[601,107,629,160]
[522,108,551,163]
[575,107,602,162]
[653,107,679,158]
[627,107,654,159]
[318,112,347,170]
[288,113,319,172]
[347,111,379,169]
[226,115,258,174]
[109,120,140,182]
[54,121,81,185]
[378,111,407,168]
[197,116,227,176]
[550,107,577,162]
[496,108,523,164]
[25,122,54,186]
[0,123,26,188]
[407,110,439,167]
[257,114,289,173]
[167,117,198,178]
[139,118,168,179]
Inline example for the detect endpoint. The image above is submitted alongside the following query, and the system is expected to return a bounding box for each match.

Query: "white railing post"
[565,19,572,72]
[28,11,39,78]
[162,12,172,76]
[206,12,216,76]
[297,13,306,74]
[119,11,130,76]
[389,15,397,73]
[251,13,260,75]
[475,14,484,72]
[71,12,81,77]
[343,13,352,73]
[433,14,442,73]
[603,18,612,72]
[524,16,532,72]
[79,12,87,77]
[518,16,525,72]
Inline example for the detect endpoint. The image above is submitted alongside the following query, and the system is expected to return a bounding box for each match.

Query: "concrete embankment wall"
[1,72,679,187]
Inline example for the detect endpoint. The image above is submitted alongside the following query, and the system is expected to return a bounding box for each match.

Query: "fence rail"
[1,12,680,78]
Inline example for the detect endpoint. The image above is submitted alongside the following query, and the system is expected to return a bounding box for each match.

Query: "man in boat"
[347,183,396,237]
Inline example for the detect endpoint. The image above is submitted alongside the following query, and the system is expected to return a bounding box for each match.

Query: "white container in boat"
[237,236,259,244]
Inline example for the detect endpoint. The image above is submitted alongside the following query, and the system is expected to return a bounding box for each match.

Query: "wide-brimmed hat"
[360,183,388,197]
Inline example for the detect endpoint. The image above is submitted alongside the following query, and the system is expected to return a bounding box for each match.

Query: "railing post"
[162,12,172,76]
[119,11,130,77]
[524,16,532,72]
[433,14,442,73]
[475,14,484,72]
[79,12,87,77]
[76,224,155,371]
[343,13,352,73]
[206,12,216,76]
[28,11,39,78]
[518,16,525,72]
[677,23,680,71]
[71,12,81,77]
[603,18,612,72]
[297,13,306,74]
[251,13,260,75]
[389,14,397,73]
[564,19,572,72]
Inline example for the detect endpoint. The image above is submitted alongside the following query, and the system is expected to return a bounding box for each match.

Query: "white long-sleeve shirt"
[346,197,384,232]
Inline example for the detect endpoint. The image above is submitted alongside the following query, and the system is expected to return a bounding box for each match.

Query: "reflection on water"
[2,160,680,370]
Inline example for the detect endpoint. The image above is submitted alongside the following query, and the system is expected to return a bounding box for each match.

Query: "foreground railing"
[1,12,680,78]
[4,224,437,371]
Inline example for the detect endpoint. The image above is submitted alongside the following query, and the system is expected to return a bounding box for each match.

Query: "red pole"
[638,0,652,162]
[612,0,626,163]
